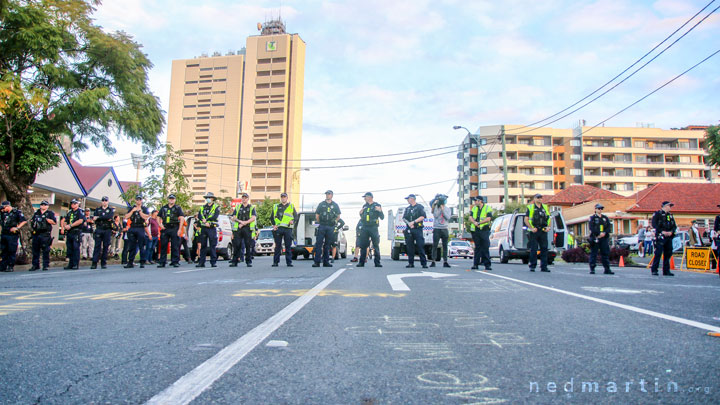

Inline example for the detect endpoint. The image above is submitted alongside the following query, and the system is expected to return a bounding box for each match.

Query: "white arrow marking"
[387,271,458,291]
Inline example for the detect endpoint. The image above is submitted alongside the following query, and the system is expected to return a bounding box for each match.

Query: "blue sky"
[80,0,720,214]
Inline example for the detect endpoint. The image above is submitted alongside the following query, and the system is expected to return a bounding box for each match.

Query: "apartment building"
[166,20,305,206]
[458,123,715,210]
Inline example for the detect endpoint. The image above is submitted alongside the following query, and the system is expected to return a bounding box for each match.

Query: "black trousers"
[180,238,190,262]
[65,231,81,268]
[126,227,147,265]
[527,230,549,271]
[472,229,491,269]
[92,228,112,265]
[232,227,253,264]
[198,227,218,266]
[0,233,19,270]
[432,228,449,262]
[273,227,294,265]
[405,227,427,266]
[651,236,674,274]
[159,227,181,265]
[32,233,52,268]
[589,237,611,272]
[359,226,381,266]
[314,224,334,265]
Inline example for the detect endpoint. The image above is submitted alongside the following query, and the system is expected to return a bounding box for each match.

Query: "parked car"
[488,210,567,265]
[448,240,473,259]
[255,227,275,256]
[617,235,639,251]
[186,215,232,260]
[291,212,349,260]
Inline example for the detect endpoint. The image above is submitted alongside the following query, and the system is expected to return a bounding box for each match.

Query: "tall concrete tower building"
[166,20,305,206]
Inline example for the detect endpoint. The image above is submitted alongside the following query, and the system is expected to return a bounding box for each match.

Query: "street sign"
[684,247,713,270]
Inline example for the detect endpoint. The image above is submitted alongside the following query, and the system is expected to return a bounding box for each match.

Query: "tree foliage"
[705,125,720,167]
[255,197,279,228]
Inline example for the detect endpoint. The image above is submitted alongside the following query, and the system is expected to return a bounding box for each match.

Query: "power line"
[506,0,719,135]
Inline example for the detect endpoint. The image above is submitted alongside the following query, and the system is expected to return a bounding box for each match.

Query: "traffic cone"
[670,257,675,270]
[618,256,625,267]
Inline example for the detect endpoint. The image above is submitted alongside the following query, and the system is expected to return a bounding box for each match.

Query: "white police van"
[387,204,434,260]
[488,210,567,265]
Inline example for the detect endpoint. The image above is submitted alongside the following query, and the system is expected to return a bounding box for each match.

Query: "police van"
[387,205,434,260]
[291,211,348,260]
[186,215,233,261]
[488,210,567,264]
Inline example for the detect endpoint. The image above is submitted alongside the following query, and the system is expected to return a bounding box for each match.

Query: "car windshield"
[258,230,273,239]
[450,241,470,247]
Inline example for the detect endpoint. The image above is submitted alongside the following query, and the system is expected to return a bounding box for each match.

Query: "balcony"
[469,162,478,169]
[469,175,479,183]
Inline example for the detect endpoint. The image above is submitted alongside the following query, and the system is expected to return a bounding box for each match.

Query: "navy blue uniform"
[359,202,384,266]
[63,208,85,269]
[651,210,677,275]
[31,208,56,270]
[92,206,115,267]
[158,204,185,266]
[197,203,220,266]
[126,206,150,266]
[231,204,256,266]
[403,204,427,267]
[588,213,612,274]
[1,208,27,271]
[314,201,341,265]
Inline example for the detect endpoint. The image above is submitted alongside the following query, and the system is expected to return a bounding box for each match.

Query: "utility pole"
[501,125,509,208]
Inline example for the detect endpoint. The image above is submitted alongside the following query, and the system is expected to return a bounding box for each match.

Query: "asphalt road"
[1,255,718,404]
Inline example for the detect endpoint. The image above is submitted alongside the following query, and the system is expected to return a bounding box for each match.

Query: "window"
[214,66,227,70]
[186,63,199,68]
[479,138,487,145]
[214,78,226,82]
[571,154,581,161]
[570,169,582,176]
[183,117,195,121]
[480,167,487,174]
[200,67,213,71]
[184,105,196,108]
[213,90,226,94]
[480,182,487,189]
[479,153,487,160]
[570,139,581,147]
[184,92,197,96]
[212,103,225,107]
[199,79,212,83]
[185,80,198,84]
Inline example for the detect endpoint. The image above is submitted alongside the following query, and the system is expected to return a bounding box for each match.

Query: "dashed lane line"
[476,271,720,334]
[145,267,348,405]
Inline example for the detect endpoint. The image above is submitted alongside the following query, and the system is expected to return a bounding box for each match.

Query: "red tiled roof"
[67,157,112,192]
[626,183,720,213]
[545,185,626,206]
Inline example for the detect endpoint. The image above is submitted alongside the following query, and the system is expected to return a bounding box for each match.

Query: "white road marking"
[478,271,720,333]
[265,340,288,347]
[581,287,662,295]
[174,268,214,274]
[387,271,458,291]
[19,269,94,277]
[145,267,348,405]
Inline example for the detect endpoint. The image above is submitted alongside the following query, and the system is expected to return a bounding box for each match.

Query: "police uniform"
[157,201,185,267]
[81,210,95,259]
[272,198,297,266]
[91,201,115,268]
[527,200,551,272]
[230,200,256,266]
[470,198,493,270]
[197,197,220,267]
[331,218,346,258]
[30,204,56,271]
[403,196,427,268]
[190,216,201,263]
[1,203,27,272]
[713,207,720,269]
[125,203,150,268]
[314,195,341,267]
[358,195,384,267]
[63,204,85,269]
[588,206,613,275]
[650,202,677,276]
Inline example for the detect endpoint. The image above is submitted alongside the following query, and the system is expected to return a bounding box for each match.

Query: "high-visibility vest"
[273,203,295,228]
[232,204,255,231]
[527,203,551,228]
[199,203,218,226]
[470,204,491,232]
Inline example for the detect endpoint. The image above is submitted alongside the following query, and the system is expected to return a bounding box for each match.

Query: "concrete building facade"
[458,123,715,211]
[166,20,305,206]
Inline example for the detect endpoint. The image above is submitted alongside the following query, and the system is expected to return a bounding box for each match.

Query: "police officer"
[313,190,341,268]
[195,192,220,268]
[0,201,28,272]
[713,205,720,269]
[272,192,298,267]
[229,193,256,267]
[403,194,427,268]
[588,203,614,275]
[469,196,493,271]
[123,195,150,268]
[358,192,384,268]
[60,199,85,270]
[81,207,95,260]
[189,213,201,263]
[331,218,345,262]
[91,196,115,269]
[650,201,676,276]
[524,194,551,272]
[157,194,185,268]
[30,200,56,271]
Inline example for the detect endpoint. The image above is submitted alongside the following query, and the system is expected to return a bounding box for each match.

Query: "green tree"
[501,201,528,214]
[705,125,720,166]
[255,197,279,228]
[0,0,164,253]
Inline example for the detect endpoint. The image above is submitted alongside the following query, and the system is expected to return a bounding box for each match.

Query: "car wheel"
[548,258,555,265]
[391,246,400,261]
[499,247,509,264]
[302,251,310,260]
[341,252,347,259]
[226,244,234,261]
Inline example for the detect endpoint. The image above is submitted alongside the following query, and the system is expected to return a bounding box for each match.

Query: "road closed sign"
[686,248,712,270]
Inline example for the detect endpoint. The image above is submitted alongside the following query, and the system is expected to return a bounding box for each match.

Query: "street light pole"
[292,168,309,210]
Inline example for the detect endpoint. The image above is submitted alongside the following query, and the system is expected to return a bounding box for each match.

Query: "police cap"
[325,190,333,195]
[135,195,144,200]
[534,193,543,199]
[1,201,10,207]
[661,201,674,207]
[595,203,604,209]
[40,200,49,206]
[70,199,80,205]
[101,196,109,201]
[168,194,176,199]
[362,192,373,198]
[405,194,416,200]
[280,192,288,197]
[241,193,249,198]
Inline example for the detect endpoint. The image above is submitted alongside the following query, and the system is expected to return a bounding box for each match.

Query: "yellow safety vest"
[273,203,295,228]
[199,203,219,226]
[232,204,256,231]
[470,204,491,232]
[527,203,551,228]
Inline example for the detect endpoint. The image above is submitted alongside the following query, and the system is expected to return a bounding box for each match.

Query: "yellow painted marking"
[0,291,175,316]
[232,289,405,298]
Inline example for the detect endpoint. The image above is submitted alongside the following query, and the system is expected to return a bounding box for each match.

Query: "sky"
[77,0,720,241]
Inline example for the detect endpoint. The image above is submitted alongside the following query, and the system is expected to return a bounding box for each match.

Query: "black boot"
[90,263,97,269]
[29,266,38,272]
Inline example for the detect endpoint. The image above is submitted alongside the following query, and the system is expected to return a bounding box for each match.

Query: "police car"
[387,204,434,260]
[488,210,567,264]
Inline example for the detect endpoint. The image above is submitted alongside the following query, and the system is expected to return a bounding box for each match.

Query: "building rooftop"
[626,183,720,214]
[545,185,627,206]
